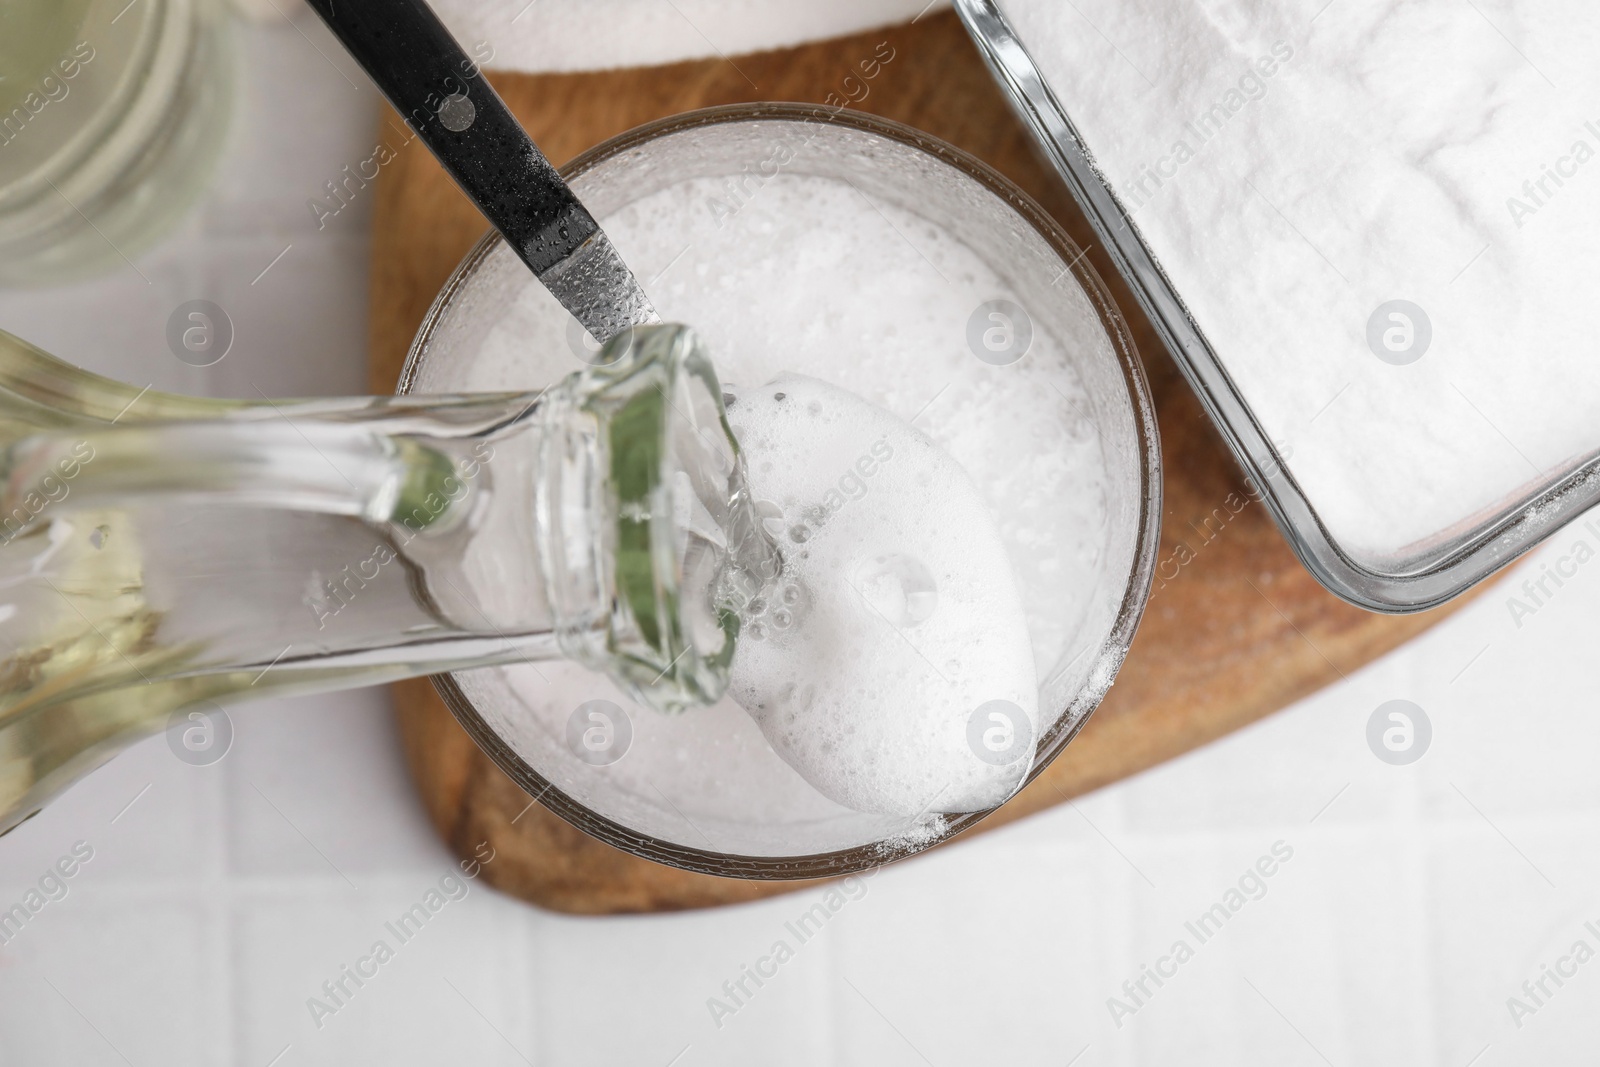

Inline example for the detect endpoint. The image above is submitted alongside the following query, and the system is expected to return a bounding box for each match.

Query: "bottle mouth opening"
[537,323,778,714]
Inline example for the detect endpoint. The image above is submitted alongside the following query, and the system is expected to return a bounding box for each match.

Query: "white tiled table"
[2,17,1598,1067]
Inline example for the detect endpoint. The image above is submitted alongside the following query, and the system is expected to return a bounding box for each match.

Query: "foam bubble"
[727,374,1038,817]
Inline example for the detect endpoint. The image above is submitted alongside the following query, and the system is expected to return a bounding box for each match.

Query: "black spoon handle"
[304,0,657,340]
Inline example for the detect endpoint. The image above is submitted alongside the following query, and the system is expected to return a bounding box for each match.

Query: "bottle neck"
[0,324,778,835]
[0,323,773,716]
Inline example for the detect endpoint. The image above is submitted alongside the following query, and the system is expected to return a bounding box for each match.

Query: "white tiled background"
[2,12,1598,1067]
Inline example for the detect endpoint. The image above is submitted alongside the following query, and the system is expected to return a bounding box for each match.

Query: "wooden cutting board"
[368,11,1472,915]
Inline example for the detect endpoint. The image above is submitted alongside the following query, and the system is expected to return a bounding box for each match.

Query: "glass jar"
[402,104,1162,878]
[0,0,234,284]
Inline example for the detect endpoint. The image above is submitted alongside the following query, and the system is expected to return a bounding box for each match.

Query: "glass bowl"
[399,103,1160,878]
[955,0,1595,611]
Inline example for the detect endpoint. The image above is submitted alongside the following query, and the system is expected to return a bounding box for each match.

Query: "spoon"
[304,0,659,342]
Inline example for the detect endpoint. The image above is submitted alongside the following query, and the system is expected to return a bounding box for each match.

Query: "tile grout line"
[1406,644,1443,1066]
[214,727,240,1067]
